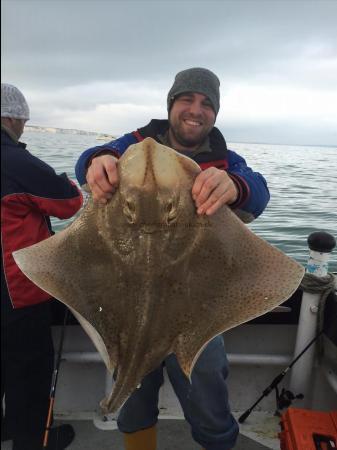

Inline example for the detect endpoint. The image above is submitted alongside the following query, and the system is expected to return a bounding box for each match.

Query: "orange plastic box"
[279,407,337,450]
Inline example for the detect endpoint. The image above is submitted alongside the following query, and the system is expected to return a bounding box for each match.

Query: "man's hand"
[86,155,119,204]
[192,167,238,216]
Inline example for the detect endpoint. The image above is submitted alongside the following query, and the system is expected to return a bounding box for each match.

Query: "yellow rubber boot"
[124,425,157,450]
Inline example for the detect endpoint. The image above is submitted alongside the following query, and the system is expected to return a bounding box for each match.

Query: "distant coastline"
[25,125,116,141]
[24,125,335,148]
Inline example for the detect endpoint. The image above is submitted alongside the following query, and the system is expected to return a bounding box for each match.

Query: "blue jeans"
[117,335,239,450]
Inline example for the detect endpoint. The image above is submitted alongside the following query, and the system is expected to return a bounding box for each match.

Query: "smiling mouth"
[184,119,202,127]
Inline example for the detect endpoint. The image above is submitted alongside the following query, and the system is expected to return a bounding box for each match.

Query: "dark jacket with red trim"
[75,119,270,219]
[1,128,83,310]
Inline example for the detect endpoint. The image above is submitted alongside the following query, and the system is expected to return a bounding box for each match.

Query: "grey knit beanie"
[1,83,30,120]
[167,68,220,115]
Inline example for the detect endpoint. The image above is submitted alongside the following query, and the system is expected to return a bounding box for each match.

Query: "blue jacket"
[75,120,270,219]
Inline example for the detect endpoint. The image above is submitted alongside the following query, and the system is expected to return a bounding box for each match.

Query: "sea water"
[22,130,337,271]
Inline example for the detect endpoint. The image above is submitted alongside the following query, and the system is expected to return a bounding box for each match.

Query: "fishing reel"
[274,386,304,416]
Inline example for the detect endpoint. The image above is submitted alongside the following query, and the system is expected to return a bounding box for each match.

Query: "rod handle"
[238,408,252,423]
[42,397,55,448]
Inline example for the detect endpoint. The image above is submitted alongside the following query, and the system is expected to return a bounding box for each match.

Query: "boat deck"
[1,412,281,449]
[66,418,276,449]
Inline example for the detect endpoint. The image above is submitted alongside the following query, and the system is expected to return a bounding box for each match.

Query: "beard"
[169,114,215,149]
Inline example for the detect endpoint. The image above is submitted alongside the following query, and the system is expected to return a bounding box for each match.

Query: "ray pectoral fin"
[13,232,119,373]
[12,231,68,300]
[14,239,119,374]
[188,210,305,329]
[172,334,206,380]
[69,306,116,372]
[13,224,102,313]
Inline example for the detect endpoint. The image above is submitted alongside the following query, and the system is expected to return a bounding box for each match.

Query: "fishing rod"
[43,308,69,448]
[238,328,325,424]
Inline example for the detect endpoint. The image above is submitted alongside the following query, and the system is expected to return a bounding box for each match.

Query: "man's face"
[11,118,27,140]
[168,92,216,150]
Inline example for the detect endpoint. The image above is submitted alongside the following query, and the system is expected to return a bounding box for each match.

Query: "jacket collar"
[1,125,26,148]
[136,119,227,154]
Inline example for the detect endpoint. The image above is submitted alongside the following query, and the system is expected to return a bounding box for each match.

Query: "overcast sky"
[2,0,337,145]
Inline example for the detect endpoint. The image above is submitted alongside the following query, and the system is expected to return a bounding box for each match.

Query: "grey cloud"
[2,0,337,144]
[2,0,337,87]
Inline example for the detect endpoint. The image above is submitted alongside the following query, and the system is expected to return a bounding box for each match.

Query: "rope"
[300,272,337,357]
[300,272,336,295]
